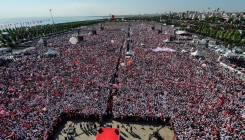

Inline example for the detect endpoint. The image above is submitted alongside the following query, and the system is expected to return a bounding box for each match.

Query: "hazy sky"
[0,0,244,18]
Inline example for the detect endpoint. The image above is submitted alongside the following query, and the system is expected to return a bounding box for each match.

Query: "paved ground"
[51,119,174,140]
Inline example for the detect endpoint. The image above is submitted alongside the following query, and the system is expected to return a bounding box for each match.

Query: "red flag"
[126,58,133,67]
[227,29,231,33]
[185,83,189,89]
[226,124,231,131]
[73,77,79,83]
[74,59,78,66]
[224,110,228,116]
[220,94,224,106]
[111,15,115,19]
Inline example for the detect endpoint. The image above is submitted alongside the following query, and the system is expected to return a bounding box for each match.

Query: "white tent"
[181,49,188,53]
[197,40,206,45]
[1,32,9,35]
[191,50,202,56]
[126,50,135,56]
[175,30,187,35]
[38,38,44,44]
[209,40,216,45]
[140,43,145,47]
[164,38,170,43]
[190,47,194,52]
[45,49,56,56]
[88,31,93,35]
[223,52,237,58]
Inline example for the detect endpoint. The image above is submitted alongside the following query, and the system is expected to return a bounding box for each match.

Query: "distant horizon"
[1,10,245,19]
[0,0,245,18]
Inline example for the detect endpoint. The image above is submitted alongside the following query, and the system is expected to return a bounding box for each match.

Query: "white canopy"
[191,50,202,56]
[175,30,187,35]
[190,47,194,52]
[45,49,56,55]
[181,49,188,53]
[140,43,145,47]
[223,52,237,58]
[1,32,9,35]
[198,40,206,45]
[209,40,216,45]
[38,38,44,44]
[164,38,170,43]
[126,50,135,56]
[88,31,93,35]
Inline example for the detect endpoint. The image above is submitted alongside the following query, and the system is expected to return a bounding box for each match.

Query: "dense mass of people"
[114,23,245,139]
[0,24,125,139]
[0,22,244,139]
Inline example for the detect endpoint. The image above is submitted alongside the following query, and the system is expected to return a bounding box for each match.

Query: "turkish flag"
[185,83,189,89]
[73,77,79,83]
[226,124,231,131]
[74,59,78,66]
[220,94,224,106]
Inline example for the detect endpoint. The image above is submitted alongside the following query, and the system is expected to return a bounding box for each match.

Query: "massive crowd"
[0,22,244,140]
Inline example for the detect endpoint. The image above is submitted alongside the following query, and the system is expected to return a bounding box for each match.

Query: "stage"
[96,128,120,140]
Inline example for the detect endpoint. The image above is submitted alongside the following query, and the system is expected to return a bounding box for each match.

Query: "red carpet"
[96,128,120,140]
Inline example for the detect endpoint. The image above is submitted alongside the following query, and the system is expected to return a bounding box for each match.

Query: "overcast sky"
[0,0,244,18]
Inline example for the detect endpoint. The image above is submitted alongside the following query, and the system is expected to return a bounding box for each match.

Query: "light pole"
[50,9,55,24]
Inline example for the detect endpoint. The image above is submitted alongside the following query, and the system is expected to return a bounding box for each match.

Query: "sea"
[0,16,114,29]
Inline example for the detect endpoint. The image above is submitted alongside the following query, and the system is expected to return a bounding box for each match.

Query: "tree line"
[125,16,245,47]
[0,20,102,48]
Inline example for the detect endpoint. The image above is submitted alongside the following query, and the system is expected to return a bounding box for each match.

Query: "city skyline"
[0,0,245,18]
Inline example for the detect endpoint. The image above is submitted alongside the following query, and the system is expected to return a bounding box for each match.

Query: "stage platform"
[96,128,120,140]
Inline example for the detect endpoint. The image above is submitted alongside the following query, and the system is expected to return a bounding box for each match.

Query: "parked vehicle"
[0,47,12,55]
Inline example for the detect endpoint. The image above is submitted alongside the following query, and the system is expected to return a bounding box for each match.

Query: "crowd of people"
[0,23,126,139]
[0,21,244,139]
[113,23,245,139]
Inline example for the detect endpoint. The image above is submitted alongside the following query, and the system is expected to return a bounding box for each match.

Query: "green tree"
[228,18,234,23]
[232,30,241,44]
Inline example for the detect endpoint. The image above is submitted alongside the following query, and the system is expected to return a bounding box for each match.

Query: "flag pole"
[50,9,55,25]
